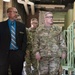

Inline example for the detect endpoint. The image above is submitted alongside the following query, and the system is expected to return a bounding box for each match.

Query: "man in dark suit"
[0,7,27,75]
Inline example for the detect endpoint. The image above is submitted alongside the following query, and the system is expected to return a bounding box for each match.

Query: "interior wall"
[64,9,73,29]
[0,0,3,21]
[73,1,75,21]
[3,1,12,21]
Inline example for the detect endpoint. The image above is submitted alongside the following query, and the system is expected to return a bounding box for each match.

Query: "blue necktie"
[11,22,17,50]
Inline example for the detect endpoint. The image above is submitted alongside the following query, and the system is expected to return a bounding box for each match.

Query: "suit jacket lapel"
[6,20,11,36]
[4,20,11,44]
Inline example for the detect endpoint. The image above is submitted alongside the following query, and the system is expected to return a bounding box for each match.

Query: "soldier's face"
[45,13,53,25]
[31,21,38,29]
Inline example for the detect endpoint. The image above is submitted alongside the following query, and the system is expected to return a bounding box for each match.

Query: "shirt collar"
[8,19,16,26]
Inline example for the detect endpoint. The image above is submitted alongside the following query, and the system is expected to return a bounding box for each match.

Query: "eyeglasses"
[45,16,53,18]
[8,11,18,13]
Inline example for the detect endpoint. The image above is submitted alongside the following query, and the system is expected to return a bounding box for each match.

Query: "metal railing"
[62,22,75,75]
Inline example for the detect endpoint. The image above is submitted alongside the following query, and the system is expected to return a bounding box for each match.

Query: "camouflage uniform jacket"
[33,25,67,58]
[26,28,37,50]
[26,28,38,61]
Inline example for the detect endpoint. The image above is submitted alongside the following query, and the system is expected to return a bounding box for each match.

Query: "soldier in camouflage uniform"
[33,12,67,75]
[25,18,39,75]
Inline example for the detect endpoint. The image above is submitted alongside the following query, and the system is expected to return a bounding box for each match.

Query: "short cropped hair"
[7,7,18,13]
[44,12,53,17]
[31,18,38,24]
[7,8,11,13]
[31,18,38,22]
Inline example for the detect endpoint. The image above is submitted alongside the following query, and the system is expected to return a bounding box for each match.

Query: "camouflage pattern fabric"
[33,25,67,75]
[25,28,38,75]
[39,57,60,75]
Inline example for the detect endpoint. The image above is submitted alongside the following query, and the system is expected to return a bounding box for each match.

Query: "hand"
[35,52,41,61]
[61,52,66,59]
[26,50,30,57]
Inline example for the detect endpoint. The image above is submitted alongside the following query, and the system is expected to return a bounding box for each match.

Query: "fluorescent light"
[3,0,10,2]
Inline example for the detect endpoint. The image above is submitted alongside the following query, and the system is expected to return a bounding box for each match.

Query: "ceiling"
[17,0,74,16]
[30,0,75,7]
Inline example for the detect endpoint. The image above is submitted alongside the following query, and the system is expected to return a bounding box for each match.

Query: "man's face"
[31,20,38,29]
[7,7,18,20]
[45,13,53,25]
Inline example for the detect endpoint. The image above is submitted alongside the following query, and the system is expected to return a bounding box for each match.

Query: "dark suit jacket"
[0,20,27,64]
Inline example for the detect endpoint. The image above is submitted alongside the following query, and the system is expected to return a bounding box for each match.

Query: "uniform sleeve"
[26,30,32,50]
[25,29,32,58]
[59,32,67,52]
[33,31,40,53]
